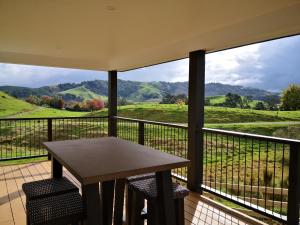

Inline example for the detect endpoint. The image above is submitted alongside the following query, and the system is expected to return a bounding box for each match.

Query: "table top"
[44,137,189,185]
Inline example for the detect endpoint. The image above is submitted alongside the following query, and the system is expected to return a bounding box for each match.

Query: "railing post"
[108,70,118,137]
[287,142,300,225]
[187,50,205,193]
[47,118,52,160]
[138,122,144,145]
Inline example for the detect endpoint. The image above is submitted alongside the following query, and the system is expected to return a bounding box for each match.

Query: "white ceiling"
[0,0,300,71]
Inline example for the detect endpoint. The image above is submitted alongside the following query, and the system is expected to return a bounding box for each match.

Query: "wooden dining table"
[43,137,189,225]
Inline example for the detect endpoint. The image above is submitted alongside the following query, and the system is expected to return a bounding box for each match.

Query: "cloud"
[0,64,106,87]
[0,35,299,91]
[205,44,262,86]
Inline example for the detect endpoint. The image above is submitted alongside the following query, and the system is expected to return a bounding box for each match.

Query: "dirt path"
[6,107,43,118]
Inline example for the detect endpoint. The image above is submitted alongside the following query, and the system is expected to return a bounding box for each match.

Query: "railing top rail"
[115,116,188,129]
[203,127,300,144]
[0,115,109,121]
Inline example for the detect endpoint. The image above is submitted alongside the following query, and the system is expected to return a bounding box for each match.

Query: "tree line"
[160,84,300,111]
[26,95,105,111]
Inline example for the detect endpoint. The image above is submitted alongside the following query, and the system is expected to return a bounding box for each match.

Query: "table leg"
[155,170,176,225]
[82,183,101,225]
[101,180,115,225]
[51,156,62,178]
[113,179,126,225]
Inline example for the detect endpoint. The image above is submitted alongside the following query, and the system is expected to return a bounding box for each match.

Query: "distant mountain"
[0,80,277,102]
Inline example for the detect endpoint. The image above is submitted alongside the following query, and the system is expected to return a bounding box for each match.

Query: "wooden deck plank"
[0,166,14,225]
[10,165,26,210]
[0,161,265,225]
[2,166,26,225]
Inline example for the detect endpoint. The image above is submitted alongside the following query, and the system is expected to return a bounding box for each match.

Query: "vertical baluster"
[244,138,247,203]
[231,135,234,198]
[210,132,213,188]
[238,136,241,199]
[264,141,269,211]
[257,140,261,208]
[250,138,254,204]
[272,142,276,214]
[220,134,223,193]
[215,133,217,191]
[226,134,229,194]
[205,131,208,187]
[280,144,285,216]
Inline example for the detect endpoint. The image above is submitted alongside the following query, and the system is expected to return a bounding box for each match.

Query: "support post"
[47,118,52,160]
[287,142,300,225]
[108,70,117,137]
[187,50,205,192]
[138,122,144,145]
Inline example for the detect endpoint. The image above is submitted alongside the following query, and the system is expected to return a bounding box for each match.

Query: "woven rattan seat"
[27,192,83,225]
[22,177,79,200]
[126,173,155,183]
[128,177,189,199]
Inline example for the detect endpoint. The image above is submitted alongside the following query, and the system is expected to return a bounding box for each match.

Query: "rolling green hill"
[0,91,37,117]
[58,86,107,101]
[0,80,277,102]
[0,91,88,118]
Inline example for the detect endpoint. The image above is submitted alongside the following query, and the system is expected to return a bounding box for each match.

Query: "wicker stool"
[22,177,79,201]
[127,177,189,225]
[27,192,83,225]
[124,173,155,223]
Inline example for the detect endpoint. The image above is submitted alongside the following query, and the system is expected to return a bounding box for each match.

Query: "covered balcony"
[1,1,300,224]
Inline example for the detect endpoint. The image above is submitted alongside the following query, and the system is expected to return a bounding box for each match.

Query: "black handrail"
[114,116,188,129]
[0,115,109,121]
[203,127,300,145]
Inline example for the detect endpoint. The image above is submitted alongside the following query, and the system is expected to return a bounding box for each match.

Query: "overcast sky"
[0,35,299,91]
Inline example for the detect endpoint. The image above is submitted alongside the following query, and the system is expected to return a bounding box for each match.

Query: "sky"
[0,35,299,91]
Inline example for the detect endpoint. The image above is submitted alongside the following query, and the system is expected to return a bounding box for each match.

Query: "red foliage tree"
[86,98,105,111]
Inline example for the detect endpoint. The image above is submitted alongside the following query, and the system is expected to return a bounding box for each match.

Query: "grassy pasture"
[0,91,37,118]
[90,103,300,124]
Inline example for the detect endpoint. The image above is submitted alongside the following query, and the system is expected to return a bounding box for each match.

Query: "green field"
[14,107,88,118]
[0,91,37,117]
[90,103,300,123]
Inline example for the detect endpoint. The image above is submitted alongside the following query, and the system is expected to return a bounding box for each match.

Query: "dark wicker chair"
[22,177,79,201]
[26,192,83,225]
[127,177,189,225]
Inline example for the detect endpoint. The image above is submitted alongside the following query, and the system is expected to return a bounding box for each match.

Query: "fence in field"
[0,116,299,223]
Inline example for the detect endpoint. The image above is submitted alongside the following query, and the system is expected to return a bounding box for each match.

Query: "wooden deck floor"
[0,161,261,225]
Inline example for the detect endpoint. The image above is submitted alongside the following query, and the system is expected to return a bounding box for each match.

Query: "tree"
[254,101,266,110]
[281,84,300,110]
[204,98,211,106]
[264,95,280,110]
[41,95,52,106]
[224,93,242,108]
[176,99,185,109]
[49,97,65,109]
[241,96,253,109]
[160,94,187,104]
[85,98,105,111]
[26,95,41,105]
[118,97,129,106]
